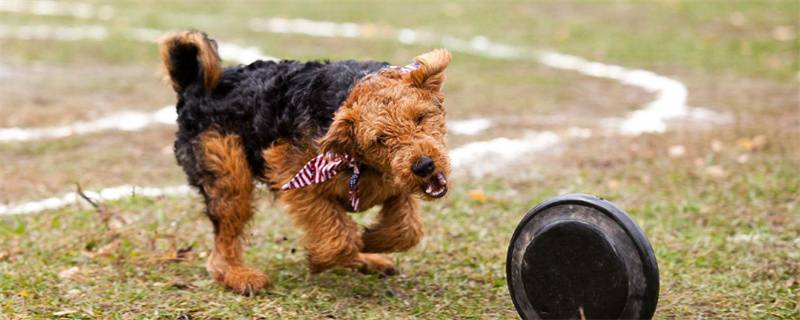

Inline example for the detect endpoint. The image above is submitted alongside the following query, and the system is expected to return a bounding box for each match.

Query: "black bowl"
[506,194,659,319]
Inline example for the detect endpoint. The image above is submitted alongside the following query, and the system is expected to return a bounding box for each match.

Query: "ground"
[0,1,798,319]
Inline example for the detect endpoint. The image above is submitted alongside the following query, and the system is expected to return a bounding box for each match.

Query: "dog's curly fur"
[160,30,452,295]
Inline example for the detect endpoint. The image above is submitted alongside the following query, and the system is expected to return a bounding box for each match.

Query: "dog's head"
[320,49,452,199]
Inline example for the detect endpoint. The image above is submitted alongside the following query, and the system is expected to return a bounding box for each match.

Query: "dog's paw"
[354,253,397,276]
[214,266,270,296]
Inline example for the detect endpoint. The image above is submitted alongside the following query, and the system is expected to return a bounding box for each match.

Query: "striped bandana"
[281,152,362,210]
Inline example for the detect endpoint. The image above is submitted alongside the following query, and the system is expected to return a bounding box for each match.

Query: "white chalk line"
[0,106,175,142]
[0,24,278,63]
[0,184,193,216]
[449,131,561,176]
[0,0,114,20]
[2,128,555,215]
[0,23,485,141]
[0,24,108,41]
[2,128,549,215]
[0,106,492,142]
[251,17,726,136]
[247,17,732,180]
[0,11,722,214]
[0,23,280,142]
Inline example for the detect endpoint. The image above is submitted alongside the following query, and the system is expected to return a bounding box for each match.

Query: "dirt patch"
[0,62,172,127]
[0,126,183,202]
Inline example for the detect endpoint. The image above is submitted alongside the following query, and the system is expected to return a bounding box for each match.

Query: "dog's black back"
[173,59,387,183]
[160,31,386,185]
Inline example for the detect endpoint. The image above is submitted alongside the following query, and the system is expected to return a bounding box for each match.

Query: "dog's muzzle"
[413,156,447,198]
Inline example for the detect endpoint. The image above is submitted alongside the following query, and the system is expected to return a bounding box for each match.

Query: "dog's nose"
[412,156,436,177]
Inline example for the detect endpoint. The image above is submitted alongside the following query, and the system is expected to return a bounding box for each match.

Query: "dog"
[159,31,452,295]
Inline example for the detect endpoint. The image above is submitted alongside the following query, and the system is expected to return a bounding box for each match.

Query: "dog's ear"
[405,49,452,92]
[319,109,357,155]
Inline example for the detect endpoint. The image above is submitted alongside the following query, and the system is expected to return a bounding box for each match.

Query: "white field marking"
[249,17,721,135]
[0,23,277,63]
[448,118,492,135]
[449,131,561,176]
[0,24,107,41]
[250,18,364,38]
[216,42,279,64]
[3,131,557,215]
[0,184,193,216]
[0,0,114,20]
[0,22,486,141]
[566,126,593,139]
[126,27,279,63]
[0,23,277,142]
[0,106,175,142]
[0,108,486,142]
[536,51,690,135]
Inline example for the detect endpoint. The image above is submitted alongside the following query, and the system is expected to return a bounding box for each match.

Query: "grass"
[2,1,797,80]
[1,0,798,319]
[1,139,797,318]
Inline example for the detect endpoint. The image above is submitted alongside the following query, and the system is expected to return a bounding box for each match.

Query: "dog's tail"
[159,30,222,93]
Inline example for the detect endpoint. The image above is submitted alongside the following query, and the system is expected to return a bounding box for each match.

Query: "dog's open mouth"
[423,173,448,198]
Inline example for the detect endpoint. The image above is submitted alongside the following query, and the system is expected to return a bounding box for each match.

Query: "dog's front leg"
[362,194,423,253]
[282,191,395,275]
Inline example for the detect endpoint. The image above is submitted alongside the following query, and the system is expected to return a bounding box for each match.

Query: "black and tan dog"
[159,31,452,295]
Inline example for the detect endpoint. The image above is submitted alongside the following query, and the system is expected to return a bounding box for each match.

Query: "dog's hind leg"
[197,130,269,295]
[362,194,423,253]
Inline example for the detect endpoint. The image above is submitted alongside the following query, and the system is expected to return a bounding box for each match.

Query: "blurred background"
[0,1,797,318]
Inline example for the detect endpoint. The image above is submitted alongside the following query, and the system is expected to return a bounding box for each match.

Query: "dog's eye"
[415,113,427,125]
[376,134,389,146]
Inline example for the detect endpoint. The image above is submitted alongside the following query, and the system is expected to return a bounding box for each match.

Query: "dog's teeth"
[426,185,433,194]
[437,174,447,185]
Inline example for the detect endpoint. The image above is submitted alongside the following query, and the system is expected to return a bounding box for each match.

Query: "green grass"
[1,144,797,318]
[0,0,798,318]
[3,1,796,80]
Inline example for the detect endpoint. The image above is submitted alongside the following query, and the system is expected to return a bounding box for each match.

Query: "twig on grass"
[75,182,127,229]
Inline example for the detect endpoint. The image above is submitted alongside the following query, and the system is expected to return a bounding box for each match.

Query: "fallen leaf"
[467,189,488,203]
[773,25,795,42]
[18,289,29,298]
[95,239,121,257]
[66,289,81,297]
[710,140,723,153]
[728,11,746,27]
[737,135,768,151]
[53,309,78,316]
[737,154,749,164]
[58,266,81,280]
[752,135,767,149]
[668,145,686,158]
[736,137,754,151]
[704,165,728,179]
[694,158,706,167]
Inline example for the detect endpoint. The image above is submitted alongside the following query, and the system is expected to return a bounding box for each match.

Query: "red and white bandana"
[281,152,362,210]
